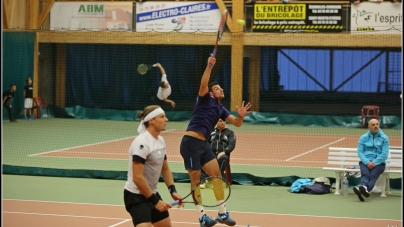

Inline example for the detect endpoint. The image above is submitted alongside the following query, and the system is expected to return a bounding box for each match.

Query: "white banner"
[50,2,133,31]
[136,2,221,32]
[350,2,402,34]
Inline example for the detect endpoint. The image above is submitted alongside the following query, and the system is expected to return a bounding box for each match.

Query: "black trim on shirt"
[133,155,146,164]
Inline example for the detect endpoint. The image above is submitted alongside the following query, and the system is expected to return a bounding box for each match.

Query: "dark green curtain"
[2,31,35,120]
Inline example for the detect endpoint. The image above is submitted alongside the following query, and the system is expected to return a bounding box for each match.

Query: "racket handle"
[170,200,179,206]
[209,49,217,66]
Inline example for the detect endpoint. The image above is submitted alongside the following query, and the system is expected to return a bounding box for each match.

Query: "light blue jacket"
[289,178,313,193]
[357,129,390,166]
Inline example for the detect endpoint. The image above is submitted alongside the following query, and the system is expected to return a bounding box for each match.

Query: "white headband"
[137,107,165,134]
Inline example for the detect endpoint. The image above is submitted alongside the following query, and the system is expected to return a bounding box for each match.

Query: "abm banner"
[50,2,133,31]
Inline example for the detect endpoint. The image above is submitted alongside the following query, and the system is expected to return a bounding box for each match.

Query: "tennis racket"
[212,10,228,58]
[137,64,156,75]
[170,176,231,207]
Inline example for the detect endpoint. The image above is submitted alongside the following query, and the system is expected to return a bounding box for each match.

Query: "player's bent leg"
[188,170,217,227]
[188,169,202,187]
[136,223,153,227]
[202,159,222,177]
[153,217,172,227]
[203,160,236,226]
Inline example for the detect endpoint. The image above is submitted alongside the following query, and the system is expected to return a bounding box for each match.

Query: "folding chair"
[225,154,232,185]
[361,105,379,128]
[33,96,50,119]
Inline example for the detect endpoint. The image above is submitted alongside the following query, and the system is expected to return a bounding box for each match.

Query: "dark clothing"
[209,128,236,156]
[3,89,14,106]
[359,161,385,191]
[124,189,169,225]
[3,89,15,121]
[202,127,236,178]
[4,105,14,121]
[24,84,33,98]
[180,135,216,171]
[186,92,230,141]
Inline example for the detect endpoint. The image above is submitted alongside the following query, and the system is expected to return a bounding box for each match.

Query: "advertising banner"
[350,2,402,33]
[252,4,343,33]
[50,2,133,31]
[136,2,221,32]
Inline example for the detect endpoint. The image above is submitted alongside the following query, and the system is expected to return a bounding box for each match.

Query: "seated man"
[201,119,236,186]
[353,118,390,202]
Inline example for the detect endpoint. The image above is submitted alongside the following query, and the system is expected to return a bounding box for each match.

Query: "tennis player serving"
[180,54,251,227]
[155,63,176,108]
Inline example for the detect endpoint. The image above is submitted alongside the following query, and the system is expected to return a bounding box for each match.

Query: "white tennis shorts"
[24,98,33,109]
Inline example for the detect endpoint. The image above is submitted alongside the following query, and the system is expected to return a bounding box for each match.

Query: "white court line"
[31,156,127,161]
[3,199,400,221]
[28,129,177,157]
[168,156,326,163]
[56,151,128,155]
[3,210,256,227]
[108,219,131,227]
[28,136,135,157]
[285,137,346,161]
[167,161,336,169]
[2,211,127,220]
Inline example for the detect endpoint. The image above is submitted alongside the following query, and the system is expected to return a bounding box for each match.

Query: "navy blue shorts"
[124,190,169,225]
[180,135,216,170]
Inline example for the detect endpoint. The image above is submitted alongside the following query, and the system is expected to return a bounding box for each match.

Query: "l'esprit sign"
[253,4,343,33]
[350,2,402,34]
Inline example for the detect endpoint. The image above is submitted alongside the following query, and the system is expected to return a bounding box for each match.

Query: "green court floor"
[3,174,402,220]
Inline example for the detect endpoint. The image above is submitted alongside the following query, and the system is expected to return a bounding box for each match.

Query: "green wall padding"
[2,31,35,120]
[48,105,401,129]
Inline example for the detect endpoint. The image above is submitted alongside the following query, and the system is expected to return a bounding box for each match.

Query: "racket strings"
[211,178,225,200]
[138,65,148,73]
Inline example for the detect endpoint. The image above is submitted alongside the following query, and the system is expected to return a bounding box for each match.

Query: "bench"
[323,147,402,197]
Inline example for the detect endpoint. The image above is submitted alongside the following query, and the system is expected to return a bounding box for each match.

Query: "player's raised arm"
[154,63,166,75]
[226,101,252,127]
[198,54,216,97]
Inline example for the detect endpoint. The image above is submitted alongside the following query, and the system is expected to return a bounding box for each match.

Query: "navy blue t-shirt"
[24,85,33,98]
[186,92,230,141]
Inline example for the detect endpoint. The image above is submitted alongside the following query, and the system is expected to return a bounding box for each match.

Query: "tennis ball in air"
[237,19,246,26]
[167,39,170,42]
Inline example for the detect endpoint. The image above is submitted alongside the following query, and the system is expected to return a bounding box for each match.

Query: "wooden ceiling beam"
[38,0,54,27]
[215,0,233,32]
[3,0,10,29]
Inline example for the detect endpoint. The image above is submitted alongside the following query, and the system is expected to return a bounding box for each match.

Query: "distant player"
[155,63,176,108]
[3,84,17,122]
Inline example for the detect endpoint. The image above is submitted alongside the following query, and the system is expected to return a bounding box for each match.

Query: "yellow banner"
[254,4,306,20]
